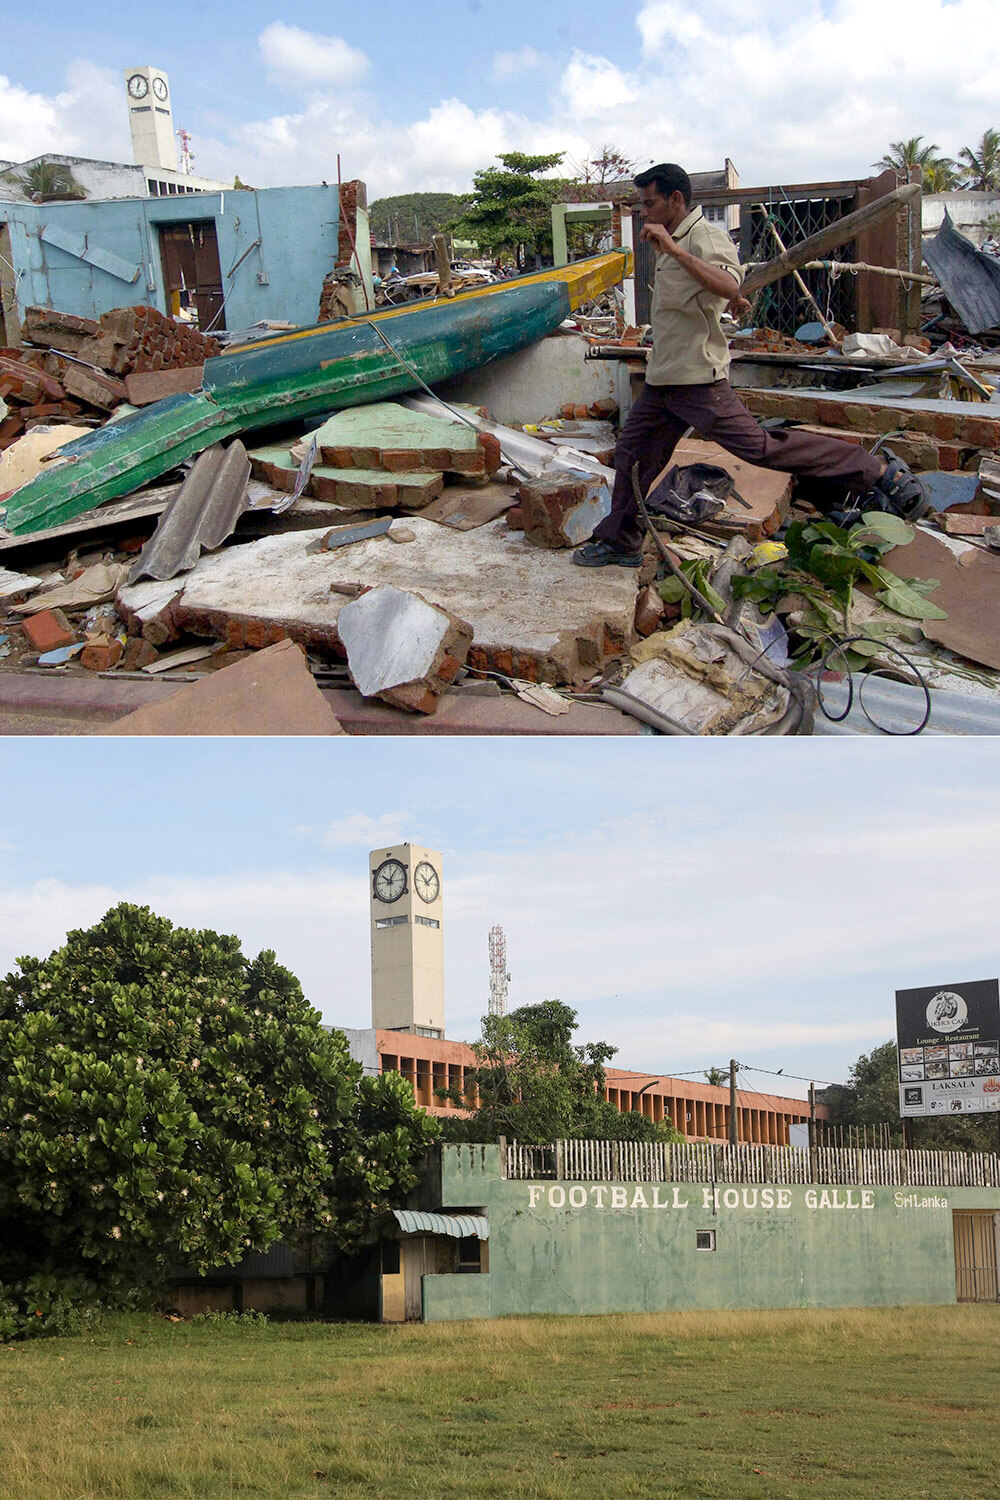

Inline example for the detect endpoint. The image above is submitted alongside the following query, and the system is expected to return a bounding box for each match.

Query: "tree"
[704,1067,728,1088]
[438,999,683,1144]
[450,151,566,269]
[368,192,470,245]
[871,137,957,192]
[0,903,437,1338]
[1,161,86,201]
[824,1039,999,1152]
[959,128,1000,191]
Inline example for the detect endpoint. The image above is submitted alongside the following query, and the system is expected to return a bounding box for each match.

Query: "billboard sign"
[896,978,1000,1117]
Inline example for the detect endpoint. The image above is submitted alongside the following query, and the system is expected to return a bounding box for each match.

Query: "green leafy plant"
[730,512,946,666]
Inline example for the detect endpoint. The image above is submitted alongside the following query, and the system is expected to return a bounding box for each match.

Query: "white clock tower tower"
[124,66,178,172]
[369,843,445,1037]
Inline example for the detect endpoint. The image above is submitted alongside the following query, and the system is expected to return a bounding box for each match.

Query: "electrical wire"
[815,635,932,735]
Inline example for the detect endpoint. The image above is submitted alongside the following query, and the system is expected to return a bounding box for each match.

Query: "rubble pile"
[0,307,220,452]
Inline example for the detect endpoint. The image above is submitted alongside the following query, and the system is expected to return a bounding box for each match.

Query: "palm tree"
[1,160,86,202]
[923,158,960,193]
[958,129,1000,191]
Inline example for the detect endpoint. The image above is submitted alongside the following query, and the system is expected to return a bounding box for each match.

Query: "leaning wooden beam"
[741,183,921,296]
[745,258,934,286]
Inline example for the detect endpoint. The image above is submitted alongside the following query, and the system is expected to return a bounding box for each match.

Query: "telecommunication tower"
[488,925,509,1017]
[176,128,195,175]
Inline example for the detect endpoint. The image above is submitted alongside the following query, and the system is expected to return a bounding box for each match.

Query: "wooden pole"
[764,218,842,344]
[432,234,454,298]
[729,1060,738,1146]
[741,182,921,297]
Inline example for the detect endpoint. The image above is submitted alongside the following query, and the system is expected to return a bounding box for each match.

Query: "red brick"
[22,608,77,654]
[80,638,124,672]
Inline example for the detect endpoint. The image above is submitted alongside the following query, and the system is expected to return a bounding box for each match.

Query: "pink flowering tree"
[0,903,437,1338]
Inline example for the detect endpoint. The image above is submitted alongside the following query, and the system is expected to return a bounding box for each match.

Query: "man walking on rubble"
[574,162,928,567]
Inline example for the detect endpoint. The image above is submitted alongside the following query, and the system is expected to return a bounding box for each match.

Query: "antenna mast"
[176,128,194,175]
[488,925,509,1017]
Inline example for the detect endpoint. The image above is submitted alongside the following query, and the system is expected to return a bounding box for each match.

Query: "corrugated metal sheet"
[128,440,250,583]
[392,1210,489,1240]
[814,677,1000,735]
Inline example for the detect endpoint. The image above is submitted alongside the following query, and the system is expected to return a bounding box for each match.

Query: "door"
[401,1237,429,1322]
[953,1211,1000,1302]
[158,221,225,332]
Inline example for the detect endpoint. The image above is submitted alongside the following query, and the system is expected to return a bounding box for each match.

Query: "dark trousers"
[593,379,884,549]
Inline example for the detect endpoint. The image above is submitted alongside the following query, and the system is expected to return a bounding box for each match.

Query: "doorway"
[158,220,225,332]
[953,1210,1000,1301]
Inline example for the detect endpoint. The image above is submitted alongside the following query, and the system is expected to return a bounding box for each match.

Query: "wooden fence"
[502,1139,1000,1189]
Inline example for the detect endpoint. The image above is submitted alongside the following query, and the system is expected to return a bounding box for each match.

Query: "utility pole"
[728,1059,738,1146]
[809,1081,818,1184]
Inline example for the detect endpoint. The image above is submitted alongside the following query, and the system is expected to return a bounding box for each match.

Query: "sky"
[1,736,998,1105]
[0,1,997,198]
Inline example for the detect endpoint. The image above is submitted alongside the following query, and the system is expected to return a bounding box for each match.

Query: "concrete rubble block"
[634,585,666,637]
[20,306,100,355]
[337,583,473,714]
[247,444,443,510]
[310,402,499,477]
[59,364,129,412]
[514,473,612,548]
[115,519,639,685]
[22,607,77,655]
[649,439,793,541]
[80,636,124,672]
[114,580,184,645]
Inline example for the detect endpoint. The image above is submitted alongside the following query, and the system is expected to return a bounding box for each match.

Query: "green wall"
[422,1144,999,1321]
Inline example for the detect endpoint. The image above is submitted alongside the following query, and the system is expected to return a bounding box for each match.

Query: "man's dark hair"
[634,163,692,206]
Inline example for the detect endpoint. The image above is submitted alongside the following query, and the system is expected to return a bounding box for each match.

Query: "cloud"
[0,61,127,165]
[319,813,411,849]
[5,5,1000,195]
[0,840,16,852]
[492,47,546,81]
[258,22,370,88]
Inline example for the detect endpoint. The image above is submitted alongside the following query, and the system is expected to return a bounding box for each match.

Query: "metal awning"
[391,1210,489,1240]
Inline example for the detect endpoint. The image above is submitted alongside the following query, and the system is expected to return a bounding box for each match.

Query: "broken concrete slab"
[882,527,1000,671]
[514,473,612,548]
[115,518,638,684]
[0,567,42,602]
[0,424,93,496]
[309,401,498,476]
[247,445,443,509]
[337,583,473,713]
[649,439,792,541]
[104,639,344,736]
[125,365,205,406]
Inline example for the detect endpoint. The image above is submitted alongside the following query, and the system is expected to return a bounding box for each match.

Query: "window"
[381,1240,400,1275]
[148,179,160,196]
[415,1027,442,1038]
[415,915,439,928]
[375,915,408,929]
[703,205,726,222]
[696,1229,716,1252]
[457,1237,481,1273]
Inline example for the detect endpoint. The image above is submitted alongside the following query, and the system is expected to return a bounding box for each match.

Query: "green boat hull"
[2,251,629,536]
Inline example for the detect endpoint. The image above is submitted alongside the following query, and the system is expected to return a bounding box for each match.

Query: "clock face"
[152,77,168,101]
[414,861,440,904]
[373,858,407,904]
[127,73,149,100]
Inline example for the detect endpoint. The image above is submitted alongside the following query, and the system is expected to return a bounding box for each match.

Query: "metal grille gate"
[953,1211,1000,1302]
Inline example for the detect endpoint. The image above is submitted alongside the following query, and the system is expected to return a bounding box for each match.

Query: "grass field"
[2,1306,999,1499]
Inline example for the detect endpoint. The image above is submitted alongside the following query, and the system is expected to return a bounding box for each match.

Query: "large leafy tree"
[0,903,437,1337]
[959,128,1000,191]
[824,1039,1000,1152]
[450,151,566,268]
[439,999,682,1144]
[368,192,470,245]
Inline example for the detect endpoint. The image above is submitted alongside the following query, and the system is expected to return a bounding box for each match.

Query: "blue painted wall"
[1,186,340,332]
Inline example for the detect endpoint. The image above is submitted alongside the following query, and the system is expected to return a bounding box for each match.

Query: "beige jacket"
[645,207,743,386]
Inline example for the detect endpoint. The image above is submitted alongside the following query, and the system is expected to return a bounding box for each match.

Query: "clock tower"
[369,843,445,1037]
[124,66,178,172]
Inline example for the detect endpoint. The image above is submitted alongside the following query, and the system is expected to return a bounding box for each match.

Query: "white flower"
[111,1226,122,1239]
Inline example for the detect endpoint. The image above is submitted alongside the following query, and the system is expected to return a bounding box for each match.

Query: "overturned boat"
[2,251,630,536]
